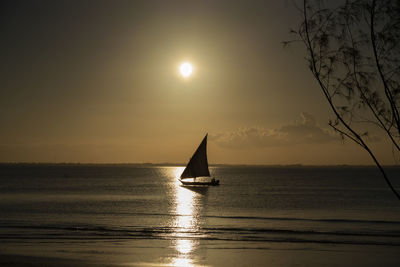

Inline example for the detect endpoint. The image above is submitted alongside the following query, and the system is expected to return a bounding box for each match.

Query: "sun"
[179,62,193,78]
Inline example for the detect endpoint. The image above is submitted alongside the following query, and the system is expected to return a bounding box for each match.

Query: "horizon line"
[0,162,398,167]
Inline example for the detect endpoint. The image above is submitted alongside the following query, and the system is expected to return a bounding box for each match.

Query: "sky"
[0,0,394,165]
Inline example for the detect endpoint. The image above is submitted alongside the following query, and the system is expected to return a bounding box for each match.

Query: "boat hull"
[179,179,220,186]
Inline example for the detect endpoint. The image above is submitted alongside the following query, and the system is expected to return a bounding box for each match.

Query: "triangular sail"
[180,134,210,179]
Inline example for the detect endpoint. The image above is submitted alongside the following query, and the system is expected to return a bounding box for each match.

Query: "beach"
[1,241,400,267]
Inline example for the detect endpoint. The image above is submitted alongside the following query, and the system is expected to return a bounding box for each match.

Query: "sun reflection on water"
[168,167,206,266]
[175,239,194,254]
[173,167,185,180]
[170,257,196,267]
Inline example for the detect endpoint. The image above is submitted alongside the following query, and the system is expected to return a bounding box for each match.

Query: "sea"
[0,164,400,267]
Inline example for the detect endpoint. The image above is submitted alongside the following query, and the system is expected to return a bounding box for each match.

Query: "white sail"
[180,134,210,179]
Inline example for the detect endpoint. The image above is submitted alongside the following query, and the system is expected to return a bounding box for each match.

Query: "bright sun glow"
[179,62,193,78]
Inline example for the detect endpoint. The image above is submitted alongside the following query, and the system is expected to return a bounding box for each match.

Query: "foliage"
[288,0,400,200]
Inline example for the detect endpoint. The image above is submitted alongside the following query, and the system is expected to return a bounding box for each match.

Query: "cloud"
[209,112,339,149]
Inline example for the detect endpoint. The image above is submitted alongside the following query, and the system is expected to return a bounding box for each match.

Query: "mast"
[180,134,210,179]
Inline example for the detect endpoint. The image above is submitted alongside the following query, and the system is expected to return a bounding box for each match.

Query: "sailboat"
[179,134,220,186]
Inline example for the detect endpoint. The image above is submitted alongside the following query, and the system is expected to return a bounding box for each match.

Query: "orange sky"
[0,1,394,165]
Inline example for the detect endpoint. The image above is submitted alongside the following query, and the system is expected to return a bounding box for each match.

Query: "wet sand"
[0,254,118,267]
[1,241,400,267]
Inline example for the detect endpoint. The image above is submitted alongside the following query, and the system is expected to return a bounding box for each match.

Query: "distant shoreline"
[0,162,398,168]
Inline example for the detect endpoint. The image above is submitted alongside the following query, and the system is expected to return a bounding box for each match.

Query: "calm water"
[0,164,400,266]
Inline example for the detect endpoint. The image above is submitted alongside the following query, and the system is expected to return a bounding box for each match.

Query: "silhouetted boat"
[179,134,220,186]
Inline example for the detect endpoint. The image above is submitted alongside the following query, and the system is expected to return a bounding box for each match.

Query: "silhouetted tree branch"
[288,0,400,200]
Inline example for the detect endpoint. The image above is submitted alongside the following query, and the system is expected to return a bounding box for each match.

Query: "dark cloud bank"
[210,112,339,149]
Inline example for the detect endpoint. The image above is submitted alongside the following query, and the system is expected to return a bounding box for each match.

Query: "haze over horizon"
[0,0,394,165]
